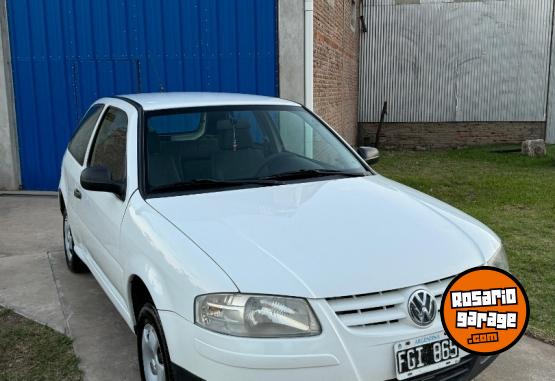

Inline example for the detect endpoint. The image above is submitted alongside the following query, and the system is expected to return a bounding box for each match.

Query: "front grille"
[326,277,454,331]
[386,355,477,381]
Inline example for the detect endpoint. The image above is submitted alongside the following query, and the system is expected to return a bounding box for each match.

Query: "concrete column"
[278,0,305,105]
[0,0,20,190]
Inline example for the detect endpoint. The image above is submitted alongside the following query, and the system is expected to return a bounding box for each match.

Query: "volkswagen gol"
[59,93,506,381]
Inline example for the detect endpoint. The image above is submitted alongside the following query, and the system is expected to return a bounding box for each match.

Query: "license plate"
[395,332,460,380]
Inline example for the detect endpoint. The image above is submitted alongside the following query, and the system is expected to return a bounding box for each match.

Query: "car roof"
[115,92,301,111]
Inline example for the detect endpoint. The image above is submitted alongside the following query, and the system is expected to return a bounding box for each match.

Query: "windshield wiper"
[149,178,283,194]
[259,169,367,181]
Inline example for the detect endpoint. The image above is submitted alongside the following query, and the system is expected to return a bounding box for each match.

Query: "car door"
[76,104,132,299]
[63,104,105,247]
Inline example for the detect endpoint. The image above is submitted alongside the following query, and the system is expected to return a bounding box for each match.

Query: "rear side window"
[89,107,128,183]
[68,105,104,165]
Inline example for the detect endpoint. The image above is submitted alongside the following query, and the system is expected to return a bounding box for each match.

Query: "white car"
[59,93,506,381]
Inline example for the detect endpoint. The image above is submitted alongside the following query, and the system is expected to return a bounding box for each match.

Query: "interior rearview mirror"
[357,146,380,165]
[80,166,125,199]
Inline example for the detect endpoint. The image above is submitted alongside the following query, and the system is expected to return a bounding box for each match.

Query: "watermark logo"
[440,267,529,355]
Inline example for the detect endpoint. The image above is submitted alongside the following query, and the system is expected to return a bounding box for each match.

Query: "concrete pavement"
[0,194,66,333]
[0,194,139,380]
[476,337,555,381]
[0,194,554,380]
[48,249,139,380]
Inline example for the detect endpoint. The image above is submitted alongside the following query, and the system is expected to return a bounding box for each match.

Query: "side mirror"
[357,146,380,165]
[80,166,125,199]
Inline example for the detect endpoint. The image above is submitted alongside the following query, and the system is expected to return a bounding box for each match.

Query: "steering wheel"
[254,151,296,177]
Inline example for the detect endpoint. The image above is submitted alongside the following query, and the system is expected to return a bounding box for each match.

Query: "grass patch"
[0,307,81,381]
[374,145,555,342]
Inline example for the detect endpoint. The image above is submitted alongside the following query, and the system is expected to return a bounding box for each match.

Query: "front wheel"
[137,303,174,381]
[62,212,88,273]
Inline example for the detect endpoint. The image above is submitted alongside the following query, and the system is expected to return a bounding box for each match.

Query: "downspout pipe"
[304,0,314,110]
[546,0,555,144]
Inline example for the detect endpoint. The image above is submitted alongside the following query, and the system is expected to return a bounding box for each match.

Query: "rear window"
[148,113,202,135]
[144,105,366,193]
[68,105,104,165]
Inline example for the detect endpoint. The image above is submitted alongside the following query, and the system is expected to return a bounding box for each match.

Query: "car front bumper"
[160,300,497,381]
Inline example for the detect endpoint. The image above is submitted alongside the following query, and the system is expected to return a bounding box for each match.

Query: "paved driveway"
[0,194,553,381]
[0,194,139,381]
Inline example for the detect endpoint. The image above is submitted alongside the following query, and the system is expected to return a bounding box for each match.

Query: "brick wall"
[313,0,359,145]
[312,3,544,149]
[359,122,546,150]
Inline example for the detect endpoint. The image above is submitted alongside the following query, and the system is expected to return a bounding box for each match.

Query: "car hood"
[147,175,501,298]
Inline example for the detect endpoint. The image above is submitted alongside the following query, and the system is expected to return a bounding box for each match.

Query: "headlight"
[486,246,509,271]
[195,294,321,338]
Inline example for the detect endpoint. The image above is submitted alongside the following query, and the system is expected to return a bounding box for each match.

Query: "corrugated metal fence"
[7,0,277,190]
[359,0,554,123]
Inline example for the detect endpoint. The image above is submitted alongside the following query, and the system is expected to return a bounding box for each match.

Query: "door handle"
[73,189,82,199]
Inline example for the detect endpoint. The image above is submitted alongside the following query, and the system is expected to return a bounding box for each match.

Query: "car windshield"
[145,105,368,193]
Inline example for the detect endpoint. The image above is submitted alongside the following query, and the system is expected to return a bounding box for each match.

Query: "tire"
[137,303,175,381]
[62,212,88,273]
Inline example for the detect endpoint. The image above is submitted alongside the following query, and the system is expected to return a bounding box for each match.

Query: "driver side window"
[88,107,128,183]
[68,104,104,165]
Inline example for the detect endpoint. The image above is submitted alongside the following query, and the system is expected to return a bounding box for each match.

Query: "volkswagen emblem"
[408,289,437,327]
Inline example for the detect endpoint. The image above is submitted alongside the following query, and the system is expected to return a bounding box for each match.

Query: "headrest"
[217,119,253,150]
[206,112,229,134]
[180,136,219,159]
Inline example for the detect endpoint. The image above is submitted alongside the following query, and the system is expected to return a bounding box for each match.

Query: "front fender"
[121,192,238,323]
